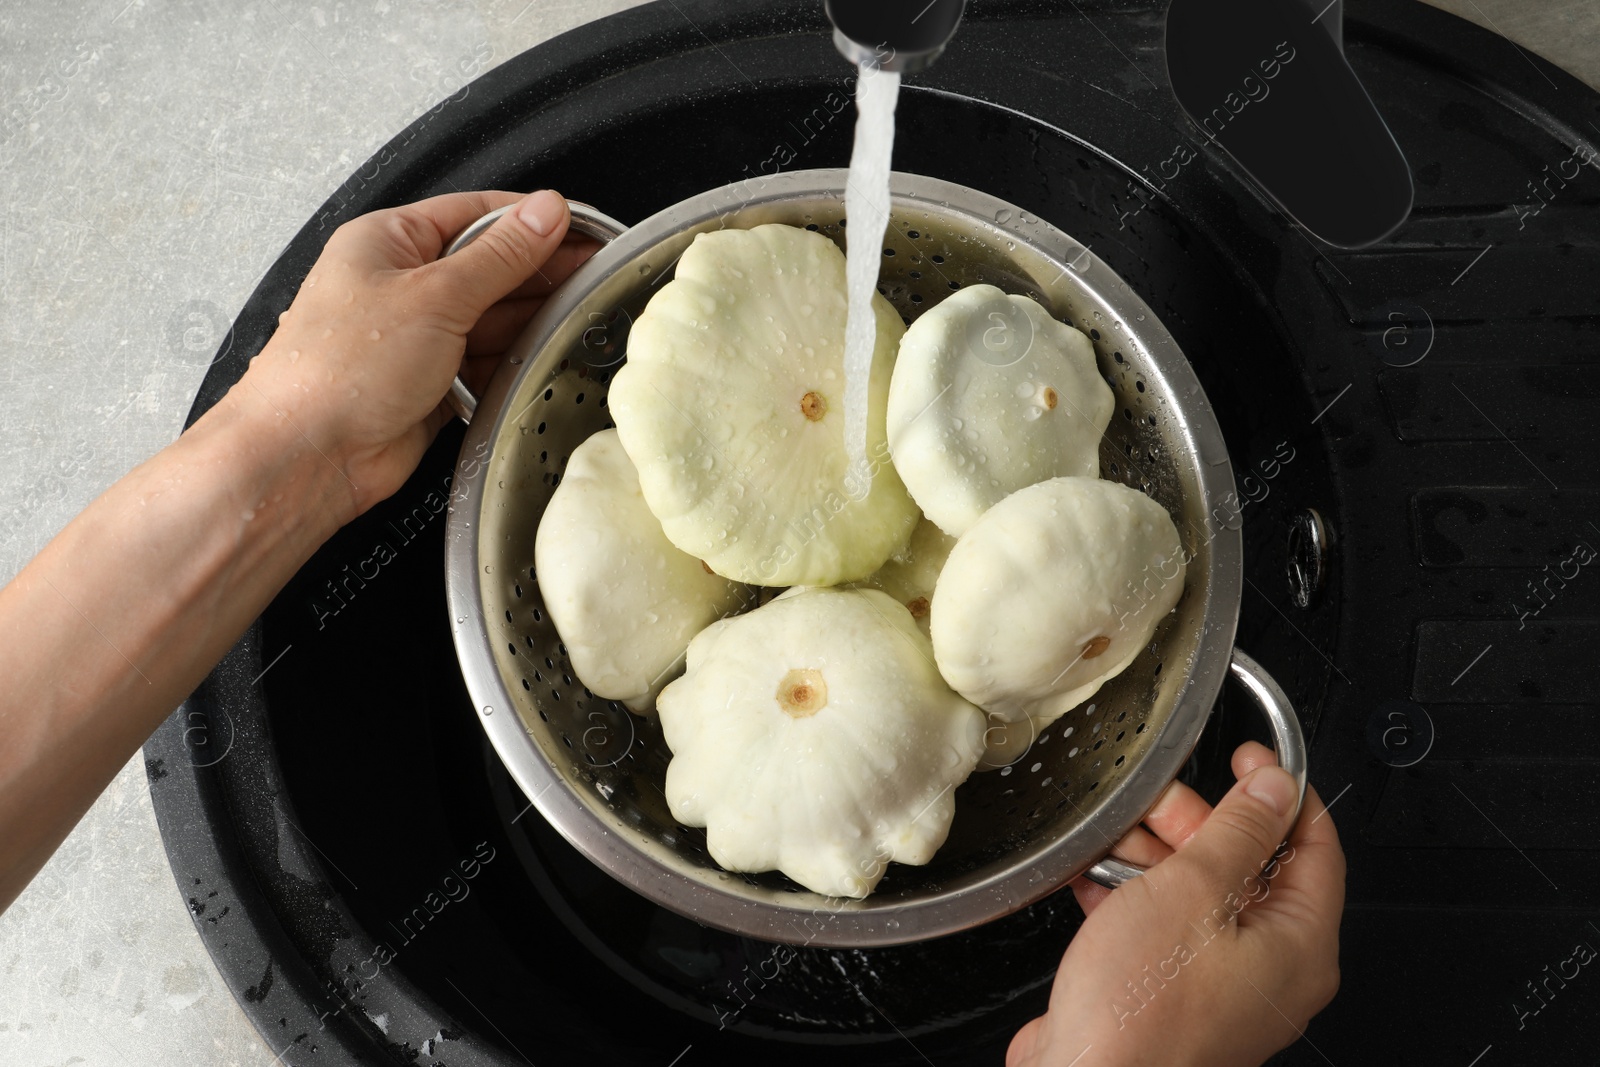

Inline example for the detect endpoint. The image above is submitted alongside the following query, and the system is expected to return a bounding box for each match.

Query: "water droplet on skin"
[241,509,255,522]
[343,289,355,305]
[287,350,300,363]
[321,327,334,339]
[368,329,380,341]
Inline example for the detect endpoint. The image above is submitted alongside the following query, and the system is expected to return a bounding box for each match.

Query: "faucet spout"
[824,0,967,73]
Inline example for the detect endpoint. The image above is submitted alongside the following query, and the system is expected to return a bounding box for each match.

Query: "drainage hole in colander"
[543,657,554,669]
[1090,329,1101,340]
[533,670,542,682]
[1117,710,1127,722]
[910,293,923,304]
[1030,762,1042,773]
[1153,661,1163,676]
[1093,739,1104,750]
[561,734,572,748]
[521,678,530,691]
[932,254,944,263]
[1040,776,1052,788]
[543,388,554,401]
[1115,755,1126,767]
[551,689,562,702]
[507,642,517,656]
[1116,731,1126,742]
[1067,747,1079,757]
[1089,781,1100,791]
[1136,722,1147,734]
[536,422,546,434]
[882,248,895,257]
[1136,380,1146,393]
[575,393,586,405]
[562,672,573,685]
[947,280,960,290]
[909,270,922,279]
[513,583,523,598]
[1123,408,1133,421]
[537,707,548,722]
[505,609,514,623]
[1113,351,1125,364]
[532,607,542,622]
[539,451,548,463]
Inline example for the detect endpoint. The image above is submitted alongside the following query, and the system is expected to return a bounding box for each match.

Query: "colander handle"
[440,200,630,423]
[1083,647,1309,889]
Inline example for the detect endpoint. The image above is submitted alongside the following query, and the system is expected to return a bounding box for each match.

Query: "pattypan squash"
[930,476,1185,764]
[854,517,956,636]
[608,223,920,587]
[887,284,1114,537]
[658,586,985,898]
[533,429,751,713]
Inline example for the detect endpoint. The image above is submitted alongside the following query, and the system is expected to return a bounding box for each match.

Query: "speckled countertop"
[1,2,1595,1063]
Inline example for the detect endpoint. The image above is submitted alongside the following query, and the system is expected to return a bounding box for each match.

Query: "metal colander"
[444,169,1305,947]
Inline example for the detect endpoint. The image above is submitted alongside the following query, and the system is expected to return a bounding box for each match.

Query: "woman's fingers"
[416,190,572,326]
[1230,740,1278,780]
[496,237,603,300]
[1247,782,1346,931]
[1142,777,1216,850]
[337,190,526,270]
[464,298,545,358]
[1006,1015,1045,1067]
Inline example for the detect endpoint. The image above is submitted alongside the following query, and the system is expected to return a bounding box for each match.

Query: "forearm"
[0,378,352,911]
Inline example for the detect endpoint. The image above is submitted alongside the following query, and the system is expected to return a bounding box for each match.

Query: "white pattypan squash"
[886,284,1114,537]
[853,517,956,636]
[533,429,751,713]
[930,477,1185,765]
[608,223,920,587]
[658,586,985,898]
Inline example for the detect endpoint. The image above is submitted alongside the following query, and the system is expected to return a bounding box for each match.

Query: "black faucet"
[824,0,967,73]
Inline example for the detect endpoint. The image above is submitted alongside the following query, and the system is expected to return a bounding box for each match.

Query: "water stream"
[841,64,900,482]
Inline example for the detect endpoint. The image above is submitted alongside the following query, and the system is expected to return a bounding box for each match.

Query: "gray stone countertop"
[0,1,1595,1064]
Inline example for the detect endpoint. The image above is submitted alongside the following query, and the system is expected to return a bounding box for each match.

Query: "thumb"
[429,189,571,322]
[1174,764,1298,902]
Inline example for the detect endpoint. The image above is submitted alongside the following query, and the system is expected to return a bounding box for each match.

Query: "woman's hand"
[1008,742,1345,1067]
[234,188,598,519]
[0,189,596,914]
